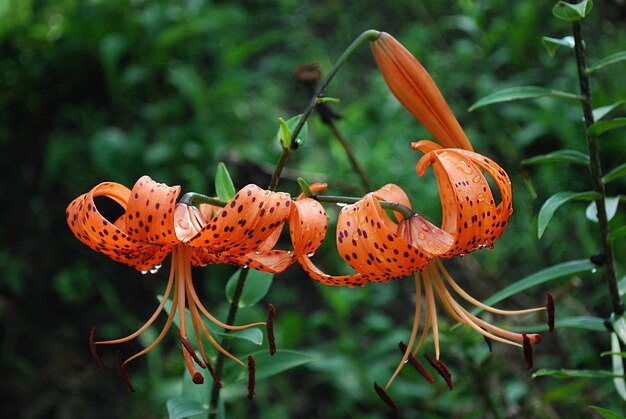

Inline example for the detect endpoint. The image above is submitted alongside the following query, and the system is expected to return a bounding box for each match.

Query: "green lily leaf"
[476,259,596,313]
[225,268,273,308]
[222,349,317,385]
[603,163,626,184]
[215,162,236,202]
[469,86,581,111]
[538,191,600,238]
[589,118,626,137]
[590,406,626,419]
[585,196,621,223]
[513,315,606,333]
[521,149,589,167]
[610,226,626,242]
[542,36,575,57]
[592,100,626,121]
[166,397,206,419]
[552,0,593,22]
[588,50,626,74]
[533,368,623,379]
[611,332,626,401]
[276,114,307,149]
[216,327,264,346]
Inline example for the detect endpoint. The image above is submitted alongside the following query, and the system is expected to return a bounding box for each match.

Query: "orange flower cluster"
[66,31,552,408]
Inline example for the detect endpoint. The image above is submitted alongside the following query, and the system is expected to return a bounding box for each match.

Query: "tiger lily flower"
[298,143,552,407]
[66,175,324,389]
[371,31,473,152]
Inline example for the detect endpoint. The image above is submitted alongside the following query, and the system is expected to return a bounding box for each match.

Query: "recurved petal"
[371,32,473,151]
[66,180,172,271]
[124,176,181,245]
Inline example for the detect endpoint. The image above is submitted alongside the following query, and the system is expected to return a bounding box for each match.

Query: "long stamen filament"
[423,268,440,359]
[412,298,431,357]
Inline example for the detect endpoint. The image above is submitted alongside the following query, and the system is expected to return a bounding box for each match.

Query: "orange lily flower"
[66,175,325,389]
[371,31,473,151]
[298,143,550,407]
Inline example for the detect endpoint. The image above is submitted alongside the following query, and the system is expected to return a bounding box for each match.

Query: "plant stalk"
[572,21,623,315]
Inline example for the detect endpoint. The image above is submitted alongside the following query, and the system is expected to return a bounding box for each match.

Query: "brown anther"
[177,332,206,369]
[205,359,222,388]
[398,342,434,384]
[483,336,493,353]
[373,382,399,412]
[267,304,277,356]
[116,350,135,392]
[546,292,555,333]
[424,353,454,390]
[192,372,204,384]
[247,356,256,400]
[522,334,534,370]
[89,327,104,374]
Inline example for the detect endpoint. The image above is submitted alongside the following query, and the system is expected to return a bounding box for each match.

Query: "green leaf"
[216,327,264,345]
[215,162,236,202]
[225,269,273,308]
[513,315,606,333]
[609,226,626,242]
[589,118,626,137]
[611,332,626,401]
[585,197,621,223]
[166,397,207,419]
[552,0,593,21]
[224,350,317,384]
[588,50,626,74]
[590,406,626,419]
[542,36,575,57]
[538,191,600,238]
[277,117,292,148]
[592,100,626,121]
[276,114,307,148]
[604,163,626,184]
[477,259,596,313]
[469,86,581,111]
[521,149,589,167]
[533,368,623,379]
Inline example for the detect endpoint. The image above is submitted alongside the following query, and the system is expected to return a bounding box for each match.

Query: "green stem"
[267,147,293,192]
[326,118,374,192]
[572,21,623,315]
[312,193,415,220]
[179,192,227,207]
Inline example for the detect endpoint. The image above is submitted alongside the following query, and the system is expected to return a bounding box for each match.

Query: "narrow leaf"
[276,114,308,148]
[590,406,626,419]
[585,197,620,223]
[538,191,599,238]
[216,328,264,345]
[222,350,316,384]
[513,315,606,333]
[609,226,626,242]
[225,269,273,308]
[588,50,626,74]
[542,36,575,57]
[476,259,596,313]
[533,368,623,379]
[552,0,593,22]
[603,163,626,184]
[521,149,589,167]
[611,333,626,401]
[593,100,626,121]
[277,117,292,148]
[469,86,581,111]
[589,118,626,137]
[166,397,207,419]
[215,162,236,202]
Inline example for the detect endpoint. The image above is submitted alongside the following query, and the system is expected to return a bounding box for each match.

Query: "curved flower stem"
[572,21,623,315]
[268,29,381,190]
[179,192,227,208]
[311,193,415,220]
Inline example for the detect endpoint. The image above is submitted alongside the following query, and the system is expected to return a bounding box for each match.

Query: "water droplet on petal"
[472,175,482,183]
[141,270,148,275]
[477,193,485,202]
[336,203,347,207]
[307,252,315,257]
[456,161,473,174]
[418,232,426,240]
[149,264,162,274]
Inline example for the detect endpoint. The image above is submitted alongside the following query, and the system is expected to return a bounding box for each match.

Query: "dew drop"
[472,175,482,183]
[352,232,360,241]
[418,232,426,240]
[477,193,485,202]
[307,252,315,257]
[591,268,597,274]
[149,264,162,274]
[456,161,473,175]
[141,270,148,275]
[177,219,190,230]
[336,203,347,207]
[279,194,288,200]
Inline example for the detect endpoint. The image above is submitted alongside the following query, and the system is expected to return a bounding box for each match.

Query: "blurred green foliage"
[1,0,624,418]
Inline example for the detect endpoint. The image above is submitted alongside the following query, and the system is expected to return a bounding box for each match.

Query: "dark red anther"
[522,334,534,370]
[484,336,493,353]
[424,353,454,390]
[398,342,434,384]
[116,350,135,392]
[247,356,256,400]
[89,327,104,374]
[267,304,276,356]
[176,332,206,369]
[373,382,399,412]
[192,372,204,384]
[205,359,222,388]
[546,292,555,333]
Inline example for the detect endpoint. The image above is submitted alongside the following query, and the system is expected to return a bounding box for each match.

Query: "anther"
[398,342,434,383]
[205,359,222,388]
[192,372,204,384]
[522,334,534,370]
[546,292,555,333]
[177,332,206,369]
[89,327,104,374]
[590,253,606,266]
[116,351,135,392]
[247,356,256,400]
[267,304,277,356]
[373,382,399,412]
[424,353,454,390]
[483,336,493,353]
